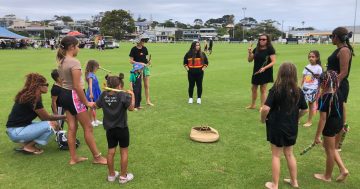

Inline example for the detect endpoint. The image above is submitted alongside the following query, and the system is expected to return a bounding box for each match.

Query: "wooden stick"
[99,66,112,73]
[300,143,316,155]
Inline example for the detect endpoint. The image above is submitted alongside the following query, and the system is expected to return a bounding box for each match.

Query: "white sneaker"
[188,98,193,104]
[91,121,98,127]
[95,120,103,125]
[107,171,119,182]
[119,173,134,184]
[197,98,201,104]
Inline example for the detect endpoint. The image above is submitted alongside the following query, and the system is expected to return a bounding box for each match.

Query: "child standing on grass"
[50,69,65,130]
[96,73,135,184]
[129,63,144,111]
[313,70,349,182]
[261,63,308,189]
[301,50,323,127]
[85,60,102,127]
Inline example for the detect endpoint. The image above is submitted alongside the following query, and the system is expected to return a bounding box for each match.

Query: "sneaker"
[91,121,98,127]
[95,120,103,125]
[107,171,119,182]
[197,98,201,104]
[188,98,193,104]
[119,173,134,184]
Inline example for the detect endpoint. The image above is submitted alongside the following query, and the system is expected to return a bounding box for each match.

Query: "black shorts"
[106,127,129,149]
[59,88,88,116]
[322,117,343,137]
[339,79,349,103]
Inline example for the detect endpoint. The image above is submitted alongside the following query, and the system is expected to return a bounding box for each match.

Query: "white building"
[154,26,177,42]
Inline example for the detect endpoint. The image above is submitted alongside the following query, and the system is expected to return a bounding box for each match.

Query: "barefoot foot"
[336,171,349,182]
[69,156,88,165]
[314,173,331,182]
[265,181,277,189]
[283,178,299,188]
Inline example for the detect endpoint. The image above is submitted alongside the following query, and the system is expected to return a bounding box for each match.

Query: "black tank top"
[327,46,352,80]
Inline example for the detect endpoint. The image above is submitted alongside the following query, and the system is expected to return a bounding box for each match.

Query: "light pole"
[353,0,358,44]
[242,7,247,41]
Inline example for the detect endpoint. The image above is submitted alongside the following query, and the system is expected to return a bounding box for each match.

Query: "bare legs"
[304,102,316,127]
[107,147,128,178]
[265,144,298,189]
[314,136,348,182]
[66,110,107,165]
[143,76,153,106]
[247,84,267,110]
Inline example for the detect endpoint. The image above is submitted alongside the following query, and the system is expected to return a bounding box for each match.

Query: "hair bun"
[119,73,124,80]
[105,74,109,80]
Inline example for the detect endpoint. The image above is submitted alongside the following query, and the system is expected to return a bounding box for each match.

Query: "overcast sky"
[0,0,358,31]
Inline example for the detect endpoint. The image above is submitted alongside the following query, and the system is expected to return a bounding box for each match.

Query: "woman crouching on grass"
[57,36,107,165]
[6,73,66,154]
[313,70,349,182]
[260,63,308,189]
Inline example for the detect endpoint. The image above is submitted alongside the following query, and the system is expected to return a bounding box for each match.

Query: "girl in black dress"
[247,34,276,110]
[261,63,308,189]
[327,27,354,150]
[313,71,348,182]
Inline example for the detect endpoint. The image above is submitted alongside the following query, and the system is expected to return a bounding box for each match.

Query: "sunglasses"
[41,83,49,87]
[329,34,334,39]
[259,38,267,41]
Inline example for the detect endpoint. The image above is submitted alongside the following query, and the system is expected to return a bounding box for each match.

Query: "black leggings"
[188,70,204,98]
[133,77,142,108]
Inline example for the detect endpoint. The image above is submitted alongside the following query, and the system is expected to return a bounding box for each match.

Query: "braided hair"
[15,73,47,105]
[319,70,341,118]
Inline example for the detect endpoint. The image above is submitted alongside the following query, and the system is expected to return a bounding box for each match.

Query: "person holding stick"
[247,34,276,110]
[57,36,107,165]
[313,70,349,182]
[129,35,154,106]
[326,27,354,151]
[96,73,135,184]
[260,63,307,189]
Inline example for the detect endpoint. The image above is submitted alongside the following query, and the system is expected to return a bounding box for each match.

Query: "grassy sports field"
[0,42,359,189]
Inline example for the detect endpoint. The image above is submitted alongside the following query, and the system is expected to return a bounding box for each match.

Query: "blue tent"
[0,27,27,39]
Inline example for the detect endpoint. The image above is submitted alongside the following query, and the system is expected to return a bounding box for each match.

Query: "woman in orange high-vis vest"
[183,41,208,104]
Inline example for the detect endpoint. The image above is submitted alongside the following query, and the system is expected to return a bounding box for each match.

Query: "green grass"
[0,42,359,189]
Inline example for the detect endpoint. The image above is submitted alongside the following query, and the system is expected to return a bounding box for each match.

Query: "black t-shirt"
[6,100,43,128]
[129,46,148,64]
[318,92,343,118]
[252,46,275,74]
[265,87,308,131]
[96,91,131,130]
[51,84,62,107]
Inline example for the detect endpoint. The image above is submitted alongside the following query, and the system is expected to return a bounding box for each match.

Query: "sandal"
[22,148,43,155]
